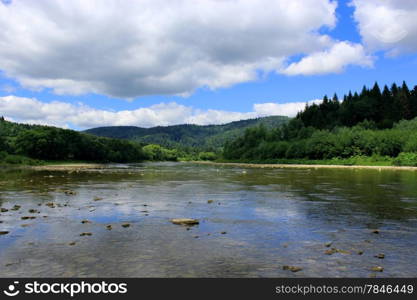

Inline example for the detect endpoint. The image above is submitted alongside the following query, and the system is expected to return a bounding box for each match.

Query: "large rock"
[170,218,199,226]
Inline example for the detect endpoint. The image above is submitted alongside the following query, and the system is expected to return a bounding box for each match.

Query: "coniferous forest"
[223,82,417,166]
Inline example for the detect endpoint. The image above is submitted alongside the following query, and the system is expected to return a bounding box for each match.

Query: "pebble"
[375,253,385,259]
[21,216,36,220]
[80,232,92,236]
[282,265,303,272]
[106,225,112,230]
[371,266,384,272]
[121,223,130,228]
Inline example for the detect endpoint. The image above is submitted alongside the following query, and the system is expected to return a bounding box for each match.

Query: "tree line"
[0,119,146,163]
[223,82,417,166]
[299,81,417,129]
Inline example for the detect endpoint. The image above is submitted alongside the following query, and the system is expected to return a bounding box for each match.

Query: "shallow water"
[1,162,417,277]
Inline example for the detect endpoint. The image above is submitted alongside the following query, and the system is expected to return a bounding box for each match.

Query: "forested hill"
[223,81,417,166]
[0,118,146,164]
[84,116,289,151]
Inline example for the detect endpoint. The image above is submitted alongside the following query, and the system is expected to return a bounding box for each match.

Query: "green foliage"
[222,81,417,167]
[198,152,217,161]
[393,152,417,166]
[0,119,146,163]
[143,144,178,161]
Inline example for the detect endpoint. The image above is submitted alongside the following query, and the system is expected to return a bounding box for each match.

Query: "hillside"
[84,116,289,151]
[0,118,146,164]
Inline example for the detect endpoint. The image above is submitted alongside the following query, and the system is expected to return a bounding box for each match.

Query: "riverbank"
[30,163,106,171]
[193,161,417,171]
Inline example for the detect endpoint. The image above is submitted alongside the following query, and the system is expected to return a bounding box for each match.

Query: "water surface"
[1,162,417,277]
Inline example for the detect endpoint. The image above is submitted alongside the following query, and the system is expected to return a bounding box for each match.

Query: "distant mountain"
[84,116,290,151]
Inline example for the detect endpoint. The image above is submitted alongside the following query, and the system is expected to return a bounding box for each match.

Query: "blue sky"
[1,0,417,129]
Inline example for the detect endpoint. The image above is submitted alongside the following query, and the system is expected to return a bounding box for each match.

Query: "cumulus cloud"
[352,0,417,55]
[0,0,343,98]
[0,96,316,129]
[281,41,373,75]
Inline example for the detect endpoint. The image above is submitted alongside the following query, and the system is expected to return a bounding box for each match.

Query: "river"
[0,162,416,277]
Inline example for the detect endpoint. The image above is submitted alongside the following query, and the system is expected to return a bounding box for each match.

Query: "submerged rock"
[207,200,214,204]
[325,248,338,255]
[80,232,92,236]
[375,253,385,259]
[106,225,112,230]
[325,242,333,247]
[94,197,103,201]
[170,218,199,226]
[21,216,36,220]
[69,242,76,246]
[0,208,8,212]
[372,229,380,234]
[282,265,303,272]
[45,203,55,208]
[64,190,77,196]
[28,209,39,214]
[11,205,21,211]
[357,251,364,255]
[221,231,227,234]
[337,249,351,255]
[371,266,384,272]
[324,248,350,255]
[121,223,130,228]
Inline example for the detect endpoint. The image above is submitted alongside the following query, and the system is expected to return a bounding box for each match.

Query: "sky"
[1,0,417,130]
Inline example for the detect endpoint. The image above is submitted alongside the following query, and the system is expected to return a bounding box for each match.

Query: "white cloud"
[253,100,322,116]
[281,41,373,75]
[0,0,345,98]
[0,95,316,129]
[352,0,417,55]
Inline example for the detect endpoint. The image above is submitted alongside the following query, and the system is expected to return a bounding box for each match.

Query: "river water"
[0,162,416,277]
